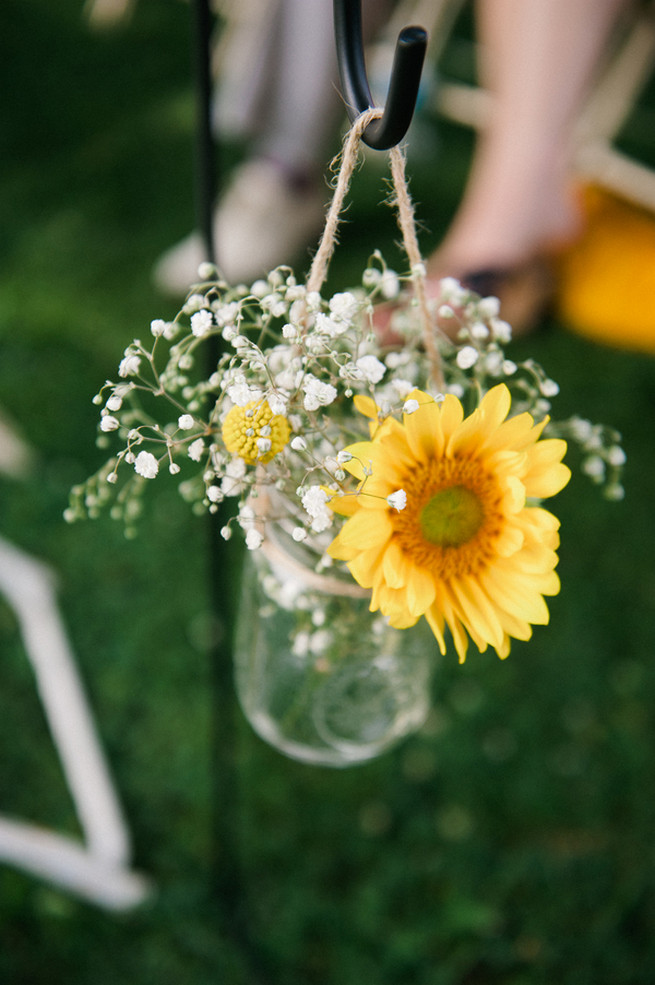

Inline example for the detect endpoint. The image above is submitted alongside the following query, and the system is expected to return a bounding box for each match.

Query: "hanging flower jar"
[69,112,625,766]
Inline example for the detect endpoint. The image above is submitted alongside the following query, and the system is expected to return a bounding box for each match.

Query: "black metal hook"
[333,0,427,150]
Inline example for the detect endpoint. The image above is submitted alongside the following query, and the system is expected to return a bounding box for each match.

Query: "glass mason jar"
[234,517,434,767]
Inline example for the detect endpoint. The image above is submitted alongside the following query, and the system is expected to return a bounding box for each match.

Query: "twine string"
[306,108,383,296]
[389,146,444,390]
[305,109,444,389]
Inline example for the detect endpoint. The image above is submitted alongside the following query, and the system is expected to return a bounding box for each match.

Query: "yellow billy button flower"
[221,399,291,465]
[326,385,571,662]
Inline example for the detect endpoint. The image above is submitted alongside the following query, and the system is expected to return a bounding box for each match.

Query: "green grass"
[2,2,655,983]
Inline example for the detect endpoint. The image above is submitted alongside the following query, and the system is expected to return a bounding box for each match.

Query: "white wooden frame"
[0,419,149,910]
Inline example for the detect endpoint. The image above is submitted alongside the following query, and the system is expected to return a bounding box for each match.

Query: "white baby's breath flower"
[439,277,466,304]
[391,378,415,399]
[163,321,179,341]
[337,450,352,464]
[262,293,286,317]
[339,362,363,382]
[191,309,213,338]
[477,296,501,319]
[178,414,195,430]
[301,485,333,532]
[100,415,120,432]
[315,312,347,338]
[491,318,512,343]
[134,451,159,478]
[356,354,386,384]
[188,438,205,461]
[386,353,412,373]
[238,505,255,526]
[302,486,329,517]
[583,455,605,479]
[305,291,321,312]
[245,528,264,550]
[607,445,626,467]
[329,291,358,321]
[150,318,168,337]
[221,476,243,497]
[251,279,268,298]
[380,269,400,299]
[106,393,122,411]
[292,527,307,542]
[403,398,419,415]
[456,345,479,370]
[169,462,181,475]
[227,382,263,407]
[362,267,381,288]
[605,483,625,501]
[485,351,504,375]
[387,489,407,511]
[195,261,214,280]
[541,378,560,398]
[118,353,141,378]
[226,457,247,479]
[267,393,287,415]
[290,436,307,452]
[214,301,239,326]
[302,375,337,412]
[183,293,205,314]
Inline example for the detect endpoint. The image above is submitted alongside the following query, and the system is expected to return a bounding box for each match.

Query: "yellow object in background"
[556,186,655,353]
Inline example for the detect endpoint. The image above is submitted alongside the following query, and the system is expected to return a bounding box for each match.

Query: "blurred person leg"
[427,0,629,330]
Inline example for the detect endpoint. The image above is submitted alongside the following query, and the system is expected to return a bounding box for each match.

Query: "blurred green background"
[2,1,655,983]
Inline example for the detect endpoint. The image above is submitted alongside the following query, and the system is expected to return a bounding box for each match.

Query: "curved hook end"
[362,25,428,150]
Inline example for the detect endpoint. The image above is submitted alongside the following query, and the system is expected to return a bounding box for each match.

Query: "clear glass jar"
[234,519,434,767]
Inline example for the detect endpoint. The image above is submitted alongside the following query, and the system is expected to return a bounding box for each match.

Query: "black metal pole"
[190,6,271,981]
[192,0,239,905]
[192,0,217,266]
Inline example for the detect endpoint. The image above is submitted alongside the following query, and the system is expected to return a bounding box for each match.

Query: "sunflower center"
[419,485,484,547]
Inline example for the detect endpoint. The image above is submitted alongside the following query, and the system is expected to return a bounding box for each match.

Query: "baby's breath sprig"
[68,254,625,547]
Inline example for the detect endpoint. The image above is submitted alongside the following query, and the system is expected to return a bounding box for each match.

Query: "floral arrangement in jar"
[68,115,624,765]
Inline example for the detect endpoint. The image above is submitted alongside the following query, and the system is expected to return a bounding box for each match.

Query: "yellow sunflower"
[327,384,570,662]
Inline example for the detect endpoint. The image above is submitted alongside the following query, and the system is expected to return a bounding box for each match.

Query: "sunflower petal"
[353,394,379,419]
[482,566,551,624]
[382,538,411,589]
[403,393,444,460]
[425,605,447,655]
[451,575,506,651]
[336,508,393,550]
[406,565,437,617]
[523,439,571,497]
